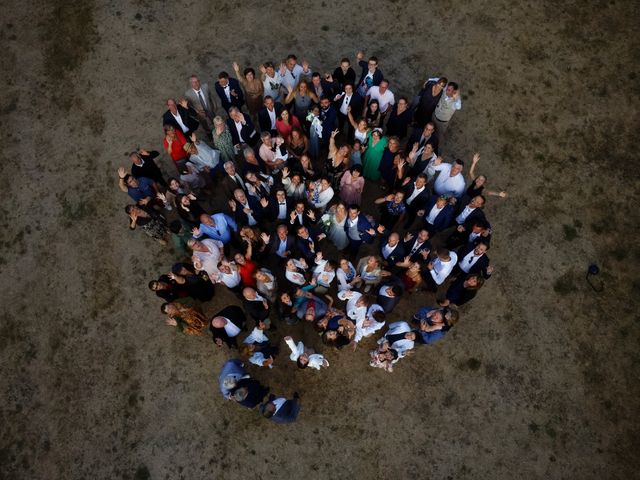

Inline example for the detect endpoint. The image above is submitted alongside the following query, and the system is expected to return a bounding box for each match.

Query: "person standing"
[184,75,216,133]
[260,393,301,423]
[432,81,462,136]
[215,71,245,112]
[233,62,264,120]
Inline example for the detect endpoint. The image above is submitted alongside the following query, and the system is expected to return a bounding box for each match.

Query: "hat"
[183,142,194,152]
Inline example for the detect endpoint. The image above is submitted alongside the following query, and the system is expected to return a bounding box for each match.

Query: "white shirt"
[433,163,466,198]
[233,120,244,142]
[223,84,232,102]
[367,86,395,113]
[284,338,327,370]
[456,205,476,224]
[240,201,257,226]
[339,93,352,115]
[459,249,483,273]
[406,184,425,205]
[267,108,277,129]
[277,202,287,220]
[408,240,425,256]
[285,270,306,285]
[312,186,334,210]
[272,397,287,412]
[275,237,288,256]
[425,203,445,225]
[382,243,397,259]
[282,64,307,90]
[218,265,241,288]
[243,326,269,344]
[313,260,335,287]
[429,251,458,285]
[378,286,394,298]
[223,318,241,337]
[171,111,189,133]
[193,239,223,277]
[263,72,284,100]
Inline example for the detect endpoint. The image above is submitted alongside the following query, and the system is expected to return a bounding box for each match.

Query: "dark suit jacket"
[226,117,258,146]
[376,282,404,313]
[423,195,454,233]
[215,78,245,111]
[266,234,295,257]
[407,128,439,155]
[221,174,247,199]
[445,275,479,306]
[332,66,356,88]
[258,103,284,134]
[263,394,300,423]
[295,235,317,261]
[243,298,270,323]
[131,151,166,186]
[209,305,246,348]
[380,241,406,267]
[454,200,486,228]
[162,105,200,136]
[334,91,366,119]
[234,378,269,409]
[313,80,340,101]
[343,214,376,244]
[357,60,384,89]
[457,243,492,279]
[265,197,293,222]
[402,238,432,263]
[319,106,337,140]
[232,195,263,227]
[402,183,431,211]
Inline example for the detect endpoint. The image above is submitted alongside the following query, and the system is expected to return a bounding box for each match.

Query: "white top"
[459,249,483,273]
[268,108,277,129]
[456,205,476,224]
[433,163,466,198]
[381,243,398,259]
[336,263,357,291]
[218,264,241,288]
[339,93,352,115]
[355,303,385,342]
[284,337,328,370]
[189,142,220,170]
[354,129,368,144]
[193,239,223,277]
[406,184,425,205]
[425,203,445,225]
[171,111,189,134]
[233,120,244,142]
[272,397,287,412]
[430,251,458,285]
[223,84,232,102]
[243,326,269,344]
[311,186,334,210]
[223,318,241,337]
[367,86,395,113]
[285,270,306,285]
[313,260,335,287]
[263,73,284,100]
[380,321,415,357]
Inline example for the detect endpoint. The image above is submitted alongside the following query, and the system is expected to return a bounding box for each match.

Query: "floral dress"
[212,127,235,164]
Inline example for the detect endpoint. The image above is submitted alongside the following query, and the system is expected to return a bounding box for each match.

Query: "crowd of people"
[118,51,507,424]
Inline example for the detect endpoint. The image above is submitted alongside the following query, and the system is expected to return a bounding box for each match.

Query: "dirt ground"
[1,0,639,479]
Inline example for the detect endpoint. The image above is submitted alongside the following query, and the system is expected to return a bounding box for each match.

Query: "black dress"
[414,81,444,127]
[385,105,413,139]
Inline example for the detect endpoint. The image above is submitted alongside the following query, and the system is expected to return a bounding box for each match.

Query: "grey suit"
[184,83,217,131]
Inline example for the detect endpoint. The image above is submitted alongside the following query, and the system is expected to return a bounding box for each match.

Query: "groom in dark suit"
[215,71,245,112]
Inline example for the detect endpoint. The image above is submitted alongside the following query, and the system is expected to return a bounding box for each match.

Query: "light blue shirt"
[195,213,237,244]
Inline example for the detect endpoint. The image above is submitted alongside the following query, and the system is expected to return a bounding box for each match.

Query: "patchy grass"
[562,224,579,241]
[553,271,577,295]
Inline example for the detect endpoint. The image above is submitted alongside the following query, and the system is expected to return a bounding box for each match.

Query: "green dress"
[212,127,236,164]
[362,132,388,181]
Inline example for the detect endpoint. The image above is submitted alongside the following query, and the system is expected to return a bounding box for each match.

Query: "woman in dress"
[363,99,382,128]
[125,204,168,245]
[211,116,236,164]
[285,81,318,124]
[162,125,188,172]
[347,107,370,145]
[362,128,388,181]
[286,127,309,164]
[326,129,350,190]
[385,96,413,139]
[339,165,365,206]
[322,202,349,251]
[336,258,360,291]
[276,109,301,140]
[233,62,264,118]
[414,77,447,127]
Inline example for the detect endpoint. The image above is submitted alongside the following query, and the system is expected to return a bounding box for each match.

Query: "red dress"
[276,116,301,140]
[163,130,188,164]
[239,259,257,288]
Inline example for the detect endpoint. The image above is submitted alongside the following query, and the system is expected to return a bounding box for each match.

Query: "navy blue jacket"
[343,214,376,244]
[215,78,245,111]
[423,195,454,233]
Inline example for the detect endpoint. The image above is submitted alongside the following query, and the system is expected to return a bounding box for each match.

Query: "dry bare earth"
[1,1,639,479]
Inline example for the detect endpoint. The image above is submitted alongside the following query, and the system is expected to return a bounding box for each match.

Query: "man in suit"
[452,195,486,227]
[402,173,430,229]
[218,359,248,399]
[446,217,492,250]
[334,83,364,137]
[288,201,313,229]
[260,392,301,423]
[319,96,337,147]
[344,204,377,256]
[162,98,199,137]
[454,240,493,279]
[262,224,295,260]
[380,232,406,270]
[257,96,284,136]
[421,195,455,236]
[295,226,325,262]
[242,287,270,326]
[263,188,292,223]
[407,122,439,155]
[376,282,404,314]
[215,71,244,112]
[356,51,384,96]
[311,72,339,101]
[402,229,432,263]
[210,305,246,349]
[440,273,485,307]
[184,75,216,133]
[229,188,263,227]
[129,149,166,187]
[226,107,258,147]
[231,377,270,409]
[221,161,247,199]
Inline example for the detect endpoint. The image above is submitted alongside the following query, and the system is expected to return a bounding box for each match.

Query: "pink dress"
[340,170,365,205]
